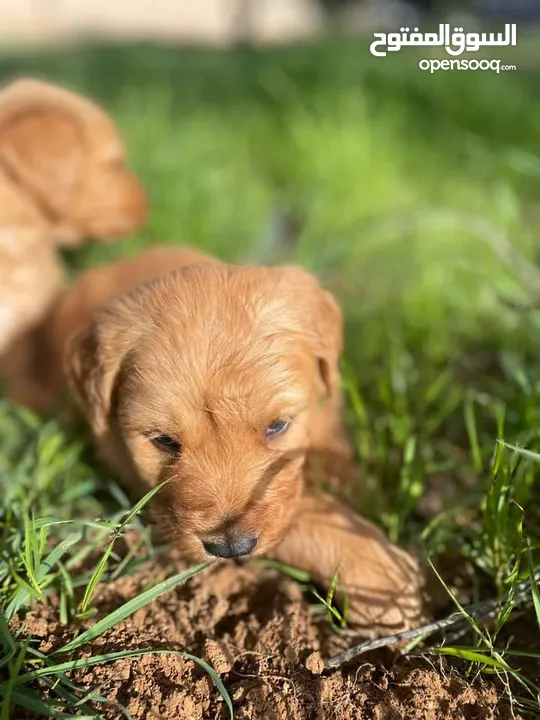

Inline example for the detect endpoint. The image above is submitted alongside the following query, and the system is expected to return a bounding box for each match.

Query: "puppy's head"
[65,264,343,561]
[0,78,147,244]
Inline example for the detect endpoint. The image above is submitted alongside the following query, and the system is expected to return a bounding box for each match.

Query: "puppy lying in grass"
[10,245,423,637]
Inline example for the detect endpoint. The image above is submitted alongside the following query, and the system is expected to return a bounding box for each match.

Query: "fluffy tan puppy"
[11,245,423,635]
[0,78,147,355]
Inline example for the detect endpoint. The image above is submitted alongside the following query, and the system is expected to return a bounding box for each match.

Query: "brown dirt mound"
[15,559,517,720]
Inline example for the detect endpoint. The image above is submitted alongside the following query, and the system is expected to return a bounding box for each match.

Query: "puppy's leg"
[0,324,59,414]
[267,493,423,637]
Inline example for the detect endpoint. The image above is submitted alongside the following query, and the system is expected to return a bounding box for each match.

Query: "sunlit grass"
[0,38,539,717]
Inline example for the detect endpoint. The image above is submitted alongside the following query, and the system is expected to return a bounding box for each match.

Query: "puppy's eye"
[266,419,290,438]
[150,434,181,455]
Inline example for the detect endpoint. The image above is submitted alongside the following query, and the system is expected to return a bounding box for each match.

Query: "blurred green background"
[1,39,540,533]
[2,40,538,330]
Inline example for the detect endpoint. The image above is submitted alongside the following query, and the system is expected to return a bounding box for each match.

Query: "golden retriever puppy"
[13,245,423,634]
[0,78,147,355]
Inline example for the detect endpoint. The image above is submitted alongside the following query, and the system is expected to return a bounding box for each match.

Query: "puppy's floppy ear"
[0,84,84,218]
[312,287,343,397]
[278,266,343,396]
[64,305,138,437]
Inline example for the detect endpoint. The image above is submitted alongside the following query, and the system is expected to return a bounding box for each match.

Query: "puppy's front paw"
[328,521,422,636]
[269,494,423,638]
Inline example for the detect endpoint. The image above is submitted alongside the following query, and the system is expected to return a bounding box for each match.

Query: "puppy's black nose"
[202,534,258,559]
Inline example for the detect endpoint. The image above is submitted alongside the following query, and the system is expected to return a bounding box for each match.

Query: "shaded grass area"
[1,40,540,717]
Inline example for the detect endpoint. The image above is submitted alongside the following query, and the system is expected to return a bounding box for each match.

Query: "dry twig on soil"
[324,573,539,671]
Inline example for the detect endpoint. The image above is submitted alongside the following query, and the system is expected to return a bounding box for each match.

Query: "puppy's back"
[51,245,215,350]
[3,244,215,413]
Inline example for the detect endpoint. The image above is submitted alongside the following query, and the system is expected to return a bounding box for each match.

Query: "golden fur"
[0,78,147,355]
[6,245,422,634]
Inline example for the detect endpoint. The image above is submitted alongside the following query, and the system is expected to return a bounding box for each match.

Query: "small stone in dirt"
[205,638,234,674]
[284,645,299,664]
[304,651,324,675]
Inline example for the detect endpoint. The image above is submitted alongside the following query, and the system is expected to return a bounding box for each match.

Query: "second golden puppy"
[0,77,147,356]
[16,245,423,636]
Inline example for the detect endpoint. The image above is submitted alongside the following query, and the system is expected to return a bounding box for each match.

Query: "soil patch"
[12,556,522,720]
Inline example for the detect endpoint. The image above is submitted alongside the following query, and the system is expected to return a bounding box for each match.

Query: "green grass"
[1,38,540,717]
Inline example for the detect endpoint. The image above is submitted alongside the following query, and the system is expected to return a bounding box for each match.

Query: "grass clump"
[0,407,226,717]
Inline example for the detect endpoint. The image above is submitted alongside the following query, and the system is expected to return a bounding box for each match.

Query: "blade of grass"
[40,675,108,719]
[431,646,511,670]
[16,647,233,719]
[57,562,75,625]
[24,647,108,717]
[0,614,16,668]
[7,532,82,618]
[78,480,169,616]
[42,675,132,720]
[464,395,483,474]
[494,501,524,635]
[21,515,44,600]
[497,441,540,464]
[109,532,150,581]
[0,643,28,720]
[527,545,540,628]
[258,558,311,583]
[2,687,95,719]
[55,563,208,655]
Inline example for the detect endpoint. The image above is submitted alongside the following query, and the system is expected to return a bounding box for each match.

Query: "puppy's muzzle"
[202,533,258,559]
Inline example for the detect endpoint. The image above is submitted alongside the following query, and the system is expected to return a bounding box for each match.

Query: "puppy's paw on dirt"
[269,493,423,637]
